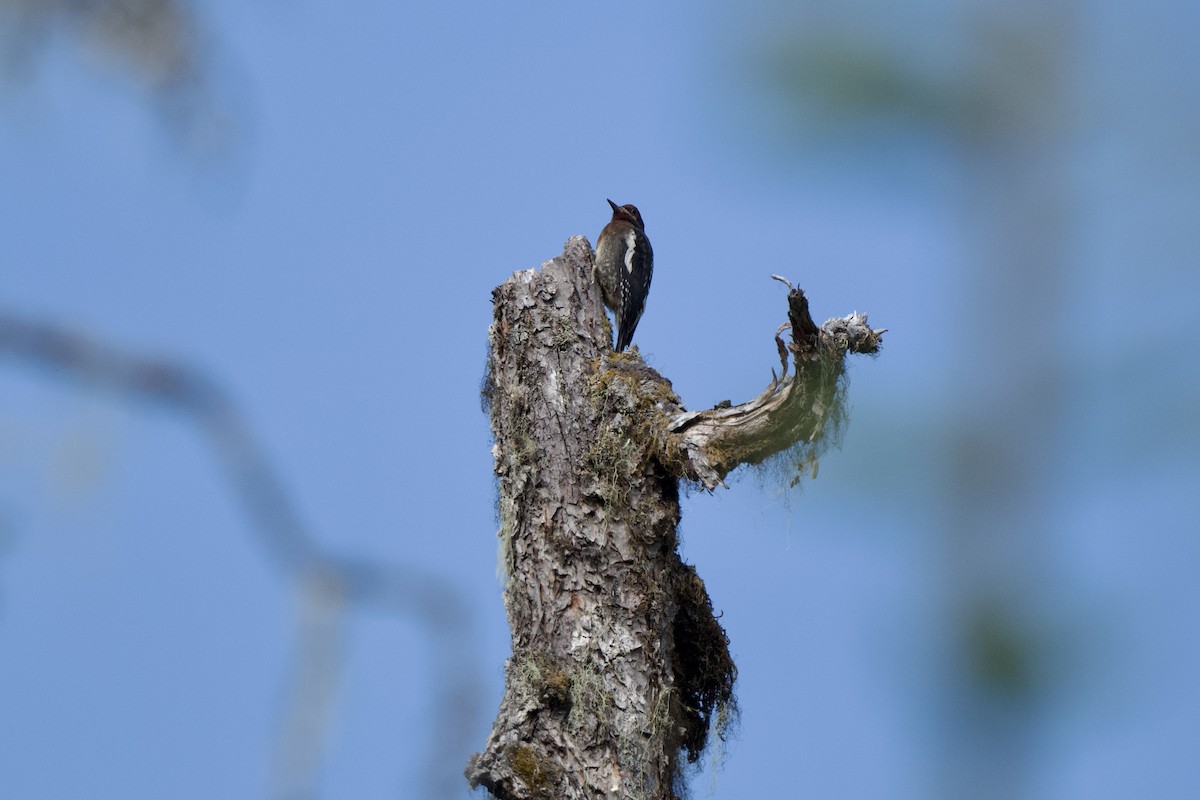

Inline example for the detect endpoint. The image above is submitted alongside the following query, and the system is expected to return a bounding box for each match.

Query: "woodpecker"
[594,199,654,352]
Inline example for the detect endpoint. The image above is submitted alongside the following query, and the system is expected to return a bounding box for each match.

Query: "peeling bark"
[468,237,882,799]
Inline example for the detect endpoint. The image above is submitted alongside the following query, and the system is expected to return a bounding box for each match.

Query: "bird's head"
[606,199,645,229]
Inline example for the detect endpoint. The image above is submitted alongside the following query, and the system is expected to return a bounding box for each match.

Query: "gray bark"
[467,237,882,800]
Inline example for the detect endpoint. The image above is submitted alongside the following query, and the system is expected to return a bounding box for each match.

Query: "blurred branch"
[0,311,480,799]
[0,0,238,153]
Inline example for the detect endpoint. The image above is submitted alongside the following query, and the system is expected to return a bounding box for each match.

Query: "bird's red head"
[606,199,645,230]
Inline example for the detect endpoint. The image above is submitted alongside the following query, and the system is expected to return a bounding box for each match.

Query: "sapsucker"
[594,198,654,352]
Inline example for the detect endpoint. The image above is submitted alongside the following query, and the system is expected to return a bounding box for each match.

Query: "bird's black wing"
[616,233,653,352]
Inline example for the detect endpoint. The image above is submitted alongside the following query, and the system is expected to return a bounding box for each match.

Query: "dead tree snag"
[467,236,883,800]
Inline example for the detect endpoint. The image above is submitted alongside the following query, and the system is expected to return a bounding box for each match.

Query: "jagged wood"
[467,236,882,800]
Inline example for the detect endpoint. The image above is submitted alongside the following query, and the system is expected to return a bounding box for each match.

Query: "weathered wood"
[467,236,881,799]
[668,283,883,490]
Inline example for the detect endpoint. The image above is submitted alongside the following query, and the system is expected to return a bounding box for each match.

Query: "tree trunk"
[467,237,882,800]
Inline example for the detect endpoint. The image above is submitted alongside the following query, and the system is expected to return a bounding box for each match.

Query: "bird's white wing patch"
[623,230,637,273]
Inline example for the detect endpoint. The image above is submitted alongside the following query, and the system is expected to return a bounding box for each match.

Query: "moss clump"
[673,564,738,763]
[540,665,572,710]
[583,354,689,512]
[511,652,575,715]
[752,353,849,490]
[583,425,638,508]
[507,744,561,798]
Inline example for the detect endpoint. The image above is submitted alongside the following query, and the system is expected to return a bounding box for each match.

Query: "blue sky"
[2,1,1198,798]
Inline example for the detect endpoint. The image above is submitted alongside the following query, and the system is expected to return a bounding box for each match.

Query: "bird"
[594,199,654,352]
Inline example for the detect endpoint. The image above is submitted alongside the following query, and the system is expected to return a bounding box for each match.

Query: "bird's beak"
[606,198,620,214]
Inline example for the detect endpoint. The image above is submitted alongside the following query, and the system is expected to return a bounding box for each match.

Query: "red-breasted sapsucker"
[594,199,653,352]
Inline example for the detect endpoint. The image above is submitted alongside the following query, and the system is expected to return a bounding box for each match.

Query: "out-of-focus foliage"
[0,0,235,152]
[739,3,1198,798]
[754,8,1076,143]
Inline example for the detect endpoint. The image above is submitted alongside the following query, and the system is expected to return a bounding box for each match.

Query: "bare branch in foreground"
[0,312,480,799]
